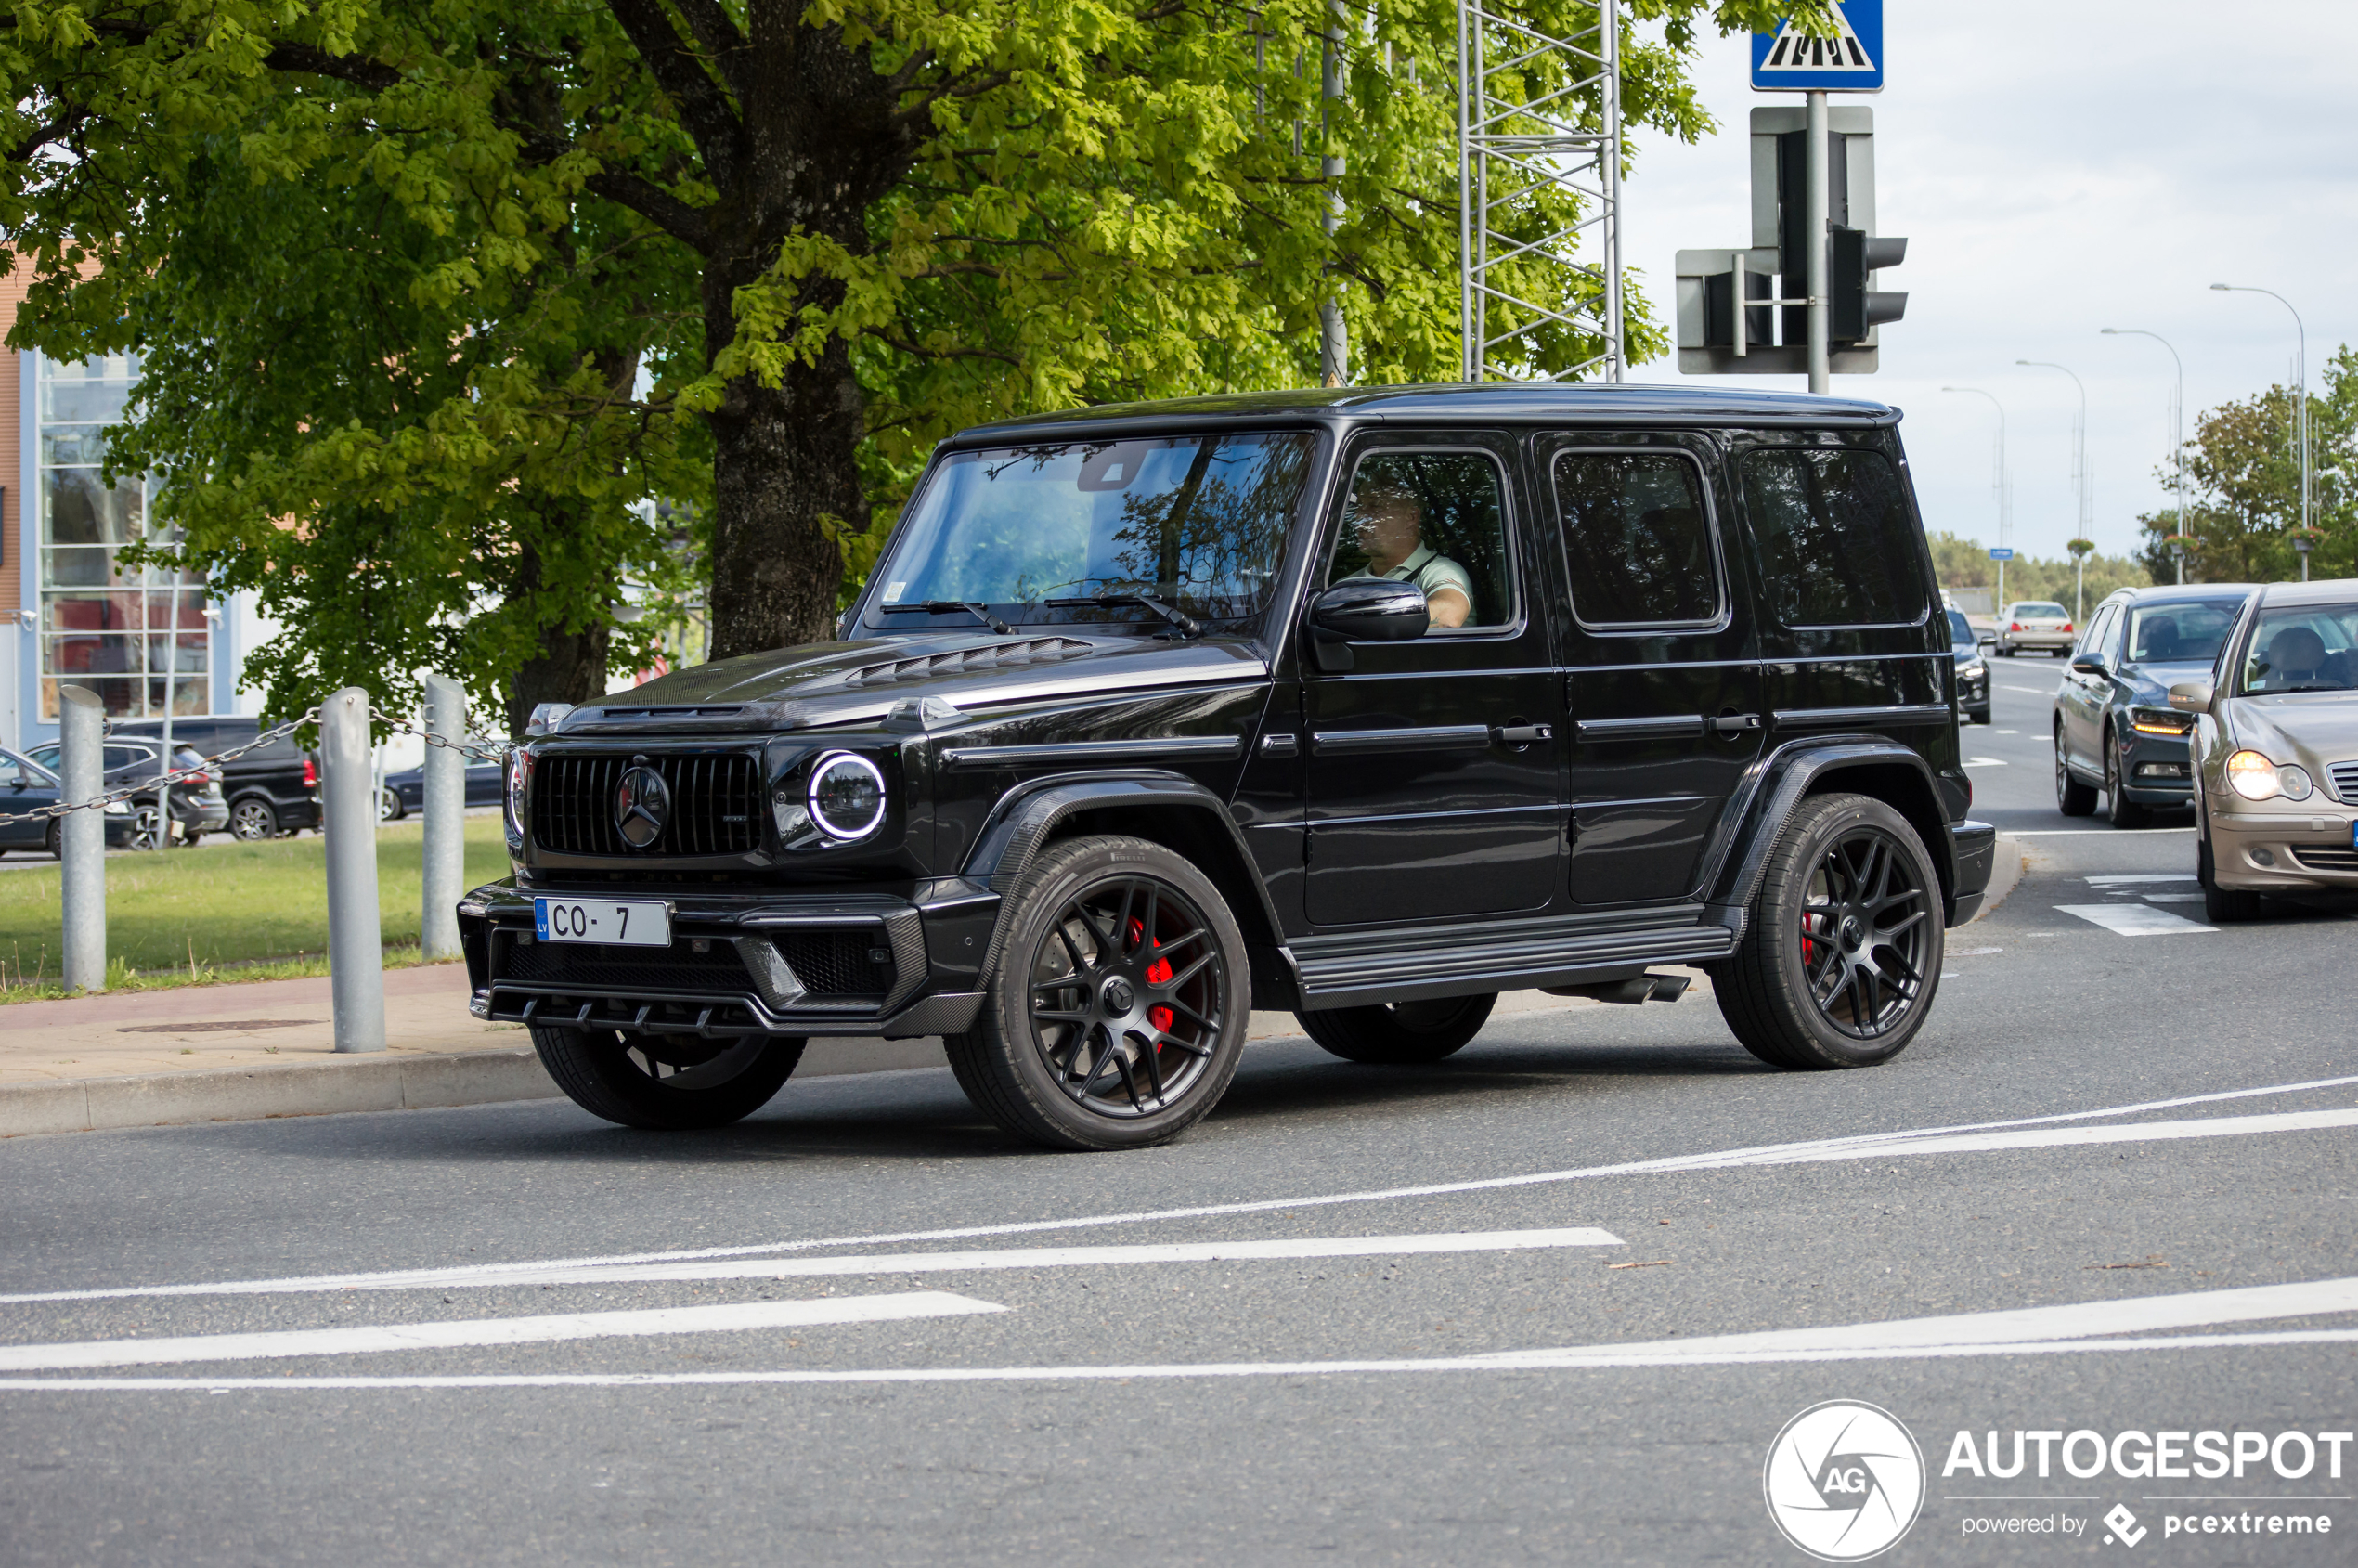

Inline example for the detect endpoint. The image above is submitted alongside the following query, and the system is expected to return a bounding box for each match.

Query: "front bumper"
[2118,732,2196,805]
[2209,806,2358,892]
[456,878,1003,1040]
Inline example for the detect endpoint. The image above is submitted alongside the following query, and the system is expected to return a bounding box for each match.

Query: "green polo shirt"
[1353,543,1475,615]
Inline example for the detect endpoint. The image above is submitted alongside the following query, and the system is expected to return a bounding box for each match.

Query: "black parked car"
[461,384,1994,1148]
[0,746,140,853]
[20,736,227,849]
[1947,608,1991,725]
[2054,584,2253,827]
[380,758,504,821]
[110,716,320,840]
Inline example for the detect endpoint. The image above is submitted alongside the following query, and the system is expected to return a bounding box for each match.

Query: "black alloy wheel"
[1716,793,1945,1070]
[2055,726,2097,816]
[947,834,1249,1151]
[2104,732,2152,828]
[229,797,279,841]
[530,1027,805,1129]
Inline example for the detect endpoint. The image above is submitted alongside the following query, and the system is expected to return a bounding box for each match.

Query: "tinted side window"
[1741,447,1927,628]
[2077,605,2114,656]
[1329,450,1512,629]
[1552,452,1721,627]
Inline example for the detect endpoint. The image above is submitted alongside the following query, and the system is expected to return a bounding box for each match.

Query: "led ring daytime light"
[808,752,888,842]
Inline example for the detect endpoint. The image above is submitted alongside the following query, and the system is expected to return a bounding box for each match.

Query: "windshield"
[870,434,1315,629]
[2124,600,2242,665]
[2011,603,2068,621]
[1946,609,1976,646]
[2240,602,2358,694]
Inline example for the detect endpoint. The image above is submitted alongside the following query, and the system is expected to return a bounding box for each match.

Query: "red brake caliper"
[1130,917,1175,1042]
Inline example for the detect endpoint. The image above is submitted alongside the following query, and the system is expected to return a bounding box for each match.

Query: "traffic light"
[1830,226,1907,343]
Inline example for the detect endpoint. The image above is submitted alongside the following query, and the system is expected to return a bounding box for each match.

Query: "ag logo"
[1764,1400,1925,1561]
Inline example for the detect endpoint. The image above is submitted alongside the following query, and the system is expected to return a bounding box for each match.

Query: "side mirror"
[1976,632,1997,647]
[2168,679,2215,714]
[2070,654,2107,678]
[1305,578,1428,673]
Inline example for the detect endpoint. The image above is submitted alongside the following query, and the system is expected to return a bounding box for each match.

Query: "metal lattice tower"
[1458,0,1623,382]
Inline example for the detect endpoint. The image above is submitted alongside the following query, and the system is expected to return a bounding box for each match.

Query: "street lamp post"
[2017,361,2092,584]
[2210,283,2310,564]
[1943,386,2010,617]
[2101,327,2190,581]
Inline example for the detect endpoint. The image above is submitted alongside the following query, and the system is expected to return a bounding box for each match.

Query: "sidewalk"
[0,833,2020,1140]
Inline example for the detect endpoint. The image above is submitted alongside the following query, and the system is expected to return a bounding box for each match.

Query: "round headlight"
[2226,749,2281,801]
[2278,764,2313,801]
[808,752,887,842]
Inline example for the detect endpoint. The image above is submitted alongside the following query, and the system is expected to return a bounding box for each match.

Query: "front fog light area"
[808,752,887,842]
[2228,750,2313,802]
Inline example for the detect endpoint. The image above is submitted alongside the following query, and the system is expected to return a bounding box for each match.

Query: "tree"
[1,0,1813,703]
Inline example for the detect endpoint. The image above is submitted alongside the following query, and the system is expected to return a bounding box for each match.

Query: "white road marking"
[327,1228,1627,1293]
[11,1075,2357,1310]
[11,1280,2357,1391]
[2010,828,2196,836]
[2002,685,2054,694]
[2057,902,2219,936]
[1994,729,2020,735]
[0,1293,1004,1373]
[2144,893,2207,903]
[2086,873,2198,885]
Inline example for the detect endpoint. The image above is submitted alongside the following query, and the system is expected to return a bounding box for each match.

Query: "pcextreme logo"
[1765,1400,1927,1561]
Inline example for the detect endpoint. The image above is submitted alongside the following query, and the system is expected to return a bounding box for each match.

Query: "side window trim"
[1325,440,1525,638]
[1547,444,1731,635]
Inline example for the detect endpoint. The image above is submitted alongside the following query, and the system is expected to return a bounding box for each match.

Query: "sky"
[1614,0,2358,564]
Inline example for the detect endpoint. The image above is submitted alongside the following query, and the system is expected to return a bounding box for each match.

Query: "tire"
[2054,726,2097,816]
[229,797,279,841]
[1998,644,2016,658]
[378,786,404,823]
[2197,832,2263,923]
[1966,706,1991,727]
[530,1027,804,1129]
[2104,732,2151,828]
[45,821,61,859]
[945,833,1249,1151]
[1714,792,1944,1071]
[1299,993,1496,1065]
[128,804,165,852]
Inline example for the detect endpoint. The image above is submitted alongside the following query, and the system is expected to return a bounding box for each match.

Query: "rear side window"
[1551,452,1722,627]
[1741,447,1927,628]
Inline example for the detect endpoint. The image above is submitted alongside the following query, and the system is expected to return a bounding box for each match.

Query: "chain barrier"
[0,702,512,829]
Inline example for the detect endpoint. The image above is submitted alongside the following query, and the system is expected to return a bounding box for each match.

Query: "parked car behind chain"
[110,717,320,841]
[21,737,227,849]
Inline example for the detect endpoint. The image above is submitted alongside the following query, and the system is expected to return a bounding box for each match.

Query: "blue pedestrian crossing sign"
[1752,0,1885,93]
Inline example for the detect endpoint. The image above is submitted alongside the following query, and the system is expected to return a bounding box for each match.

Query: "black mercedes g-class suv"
[460,384,1994,1149]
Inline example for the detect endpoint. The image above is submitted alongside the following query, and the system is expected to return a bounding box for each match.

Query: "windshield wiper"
[1044,592,1202,638]
[877,601,1015,635]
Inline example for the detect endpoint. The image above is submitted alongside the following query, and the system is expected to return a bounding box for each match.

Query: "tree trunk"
[705,334,863,660]
[503,538,614,738]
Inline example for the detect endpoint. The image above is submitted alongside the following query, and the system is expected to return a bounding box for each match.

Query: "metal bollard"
[318,688,386,1052]
[420,674,466,961]
[58,685,106,992]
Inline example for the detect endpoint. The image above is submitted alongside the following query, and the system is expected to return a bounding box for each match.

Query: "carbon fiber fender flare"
[963,769,1291,999]
[1704,739,1960,938]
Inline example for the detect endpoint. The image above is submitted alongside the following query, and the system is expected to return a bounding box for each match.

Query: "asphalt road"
[2,678,2352,1566]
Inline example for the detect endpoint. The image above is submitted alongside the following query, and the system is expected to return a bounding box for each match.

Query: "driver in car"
[1343,477,1474,628]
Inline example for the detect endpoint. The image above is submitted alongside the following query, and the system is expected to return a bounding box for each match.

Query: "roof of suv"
[959,382,1900,444]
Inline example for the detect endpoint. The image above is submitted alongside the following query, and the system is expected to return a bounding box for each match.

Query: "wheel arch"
[1708,741,1959,927]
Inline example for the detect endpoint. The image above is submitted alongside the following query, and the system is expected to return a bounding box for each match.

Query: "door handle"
[1708,713,1762,735]
[1492,723,1554,745]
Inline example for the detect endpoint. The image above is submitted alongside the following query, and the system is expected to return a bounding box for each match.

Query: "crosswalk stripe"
[0,1293,1004,1373]
[2056,902,2217,935]
[2086,873,2197,885]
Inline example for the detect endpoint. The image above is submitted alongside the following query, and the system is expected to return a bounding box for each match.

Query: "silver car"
[1995,600,2076,656]
[2175,579,2358,920]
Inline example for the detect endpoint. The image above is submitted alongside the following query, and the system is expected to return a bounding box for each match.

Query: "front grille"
[496,934,757,993]
[776,928,896,1000]
[2290,845,2358,873]
[533,753,761,856]
[2330,760,2358,806]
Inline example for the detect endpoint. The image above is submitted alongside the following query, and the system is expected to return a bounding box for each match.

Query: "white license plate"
[533,897,672,947]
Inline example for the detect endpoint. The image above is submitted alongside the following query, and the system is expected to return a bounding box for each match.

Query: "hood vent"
[588,705,746,721]
[841,637,1093,688]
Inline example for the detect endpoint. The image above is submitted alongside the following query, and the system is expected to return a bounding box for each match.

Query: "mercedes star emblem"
[614,758,669,849]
